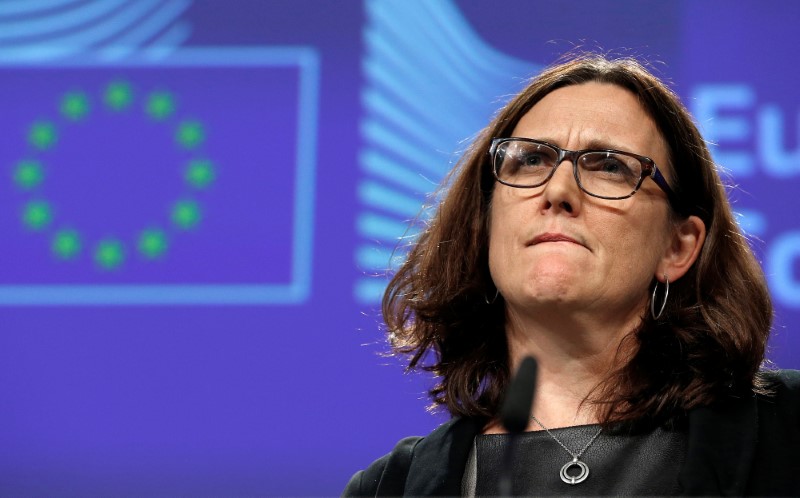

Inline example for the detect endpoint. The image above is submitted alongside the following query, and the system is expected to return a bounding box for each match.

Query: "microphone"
[497,355,538,496]
[501,356,538,432]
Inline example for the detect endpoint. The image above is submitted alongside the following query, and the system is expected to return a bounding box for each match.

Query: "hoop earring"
[485,289,499,305]
[650,274,669,320]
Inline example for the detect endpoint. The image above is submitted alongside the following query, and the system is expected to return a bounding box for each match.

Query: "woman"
[344,54,800,496]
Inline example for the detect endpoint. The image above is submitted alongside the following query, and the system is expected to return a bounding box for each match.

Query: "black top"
[469,425,687,496]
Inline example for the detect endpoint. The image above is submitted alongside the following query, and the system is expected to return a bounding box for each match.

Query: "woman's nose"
[541,159,581,214]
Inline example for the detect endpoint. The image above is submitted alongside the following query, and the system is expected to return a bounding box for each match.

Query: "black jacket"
[344,370,800,496]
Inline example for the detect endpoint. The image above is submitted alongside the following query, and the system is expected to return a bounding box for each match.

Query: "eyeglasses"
[489,137,682,207]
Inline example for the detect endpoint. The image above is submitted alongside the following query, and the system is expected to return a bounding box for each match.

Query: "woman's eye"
[522,153,546,167]
[601,159,624,173]
[585,154,633,176]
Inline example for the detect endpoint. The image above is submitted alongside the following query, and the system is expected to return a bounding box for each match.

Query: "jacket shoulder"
[342,416,482,497]
[341,436,422,497]
[756,369,800,425]
[746,369,800,495]
[758,369,800,404]
[765,368,800,389]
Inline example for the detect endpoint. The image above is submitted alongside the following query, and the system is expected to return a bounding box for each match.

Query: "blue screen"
[1,1,798,495]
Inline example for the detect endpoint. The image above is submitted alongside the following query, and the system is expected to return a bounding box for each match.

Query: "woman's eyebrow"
[581,137,632,152]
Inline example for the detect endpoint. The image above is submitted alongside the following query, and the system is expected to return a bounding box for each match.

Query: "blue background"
[1,1,798,495]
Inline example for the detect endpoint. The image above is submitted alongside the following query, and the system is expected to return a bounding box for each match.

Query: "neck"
[488,303,641,433]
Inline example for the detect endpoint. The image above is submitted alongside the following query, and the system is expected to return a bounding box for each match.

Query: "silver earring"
[485,289,499,305]
[650,274,669,320]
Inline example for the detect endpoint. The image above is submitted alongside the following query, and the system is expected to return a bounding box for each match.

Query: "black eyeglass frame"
[489,137,685,211]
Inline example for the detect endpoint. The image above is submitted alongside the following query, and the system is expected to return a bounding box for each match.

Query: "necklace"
[530,415,603,485]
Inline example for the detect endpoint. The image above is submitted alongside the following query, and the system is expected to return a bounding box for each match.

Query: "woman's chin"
[509,280,583,311]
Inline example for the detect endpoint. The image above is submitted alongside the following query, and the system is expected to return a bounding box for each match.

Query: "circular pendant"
[560,458,589,485]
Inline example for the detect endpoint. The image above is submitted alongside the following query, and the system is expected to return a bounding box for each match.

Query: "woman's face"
[488,82,675,322]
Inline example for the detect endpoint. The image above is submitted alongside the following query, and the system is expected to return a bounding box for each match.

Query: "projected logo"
[14,82,213,269]
[354,0,537,304]
[0,48,320,305]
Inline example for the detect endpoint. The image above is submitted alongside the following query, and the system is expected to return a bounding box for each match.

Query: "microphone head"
[500,356,538,434]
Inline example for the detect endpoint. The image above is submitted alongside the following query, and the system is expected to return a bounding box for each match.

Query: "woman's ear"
[657,215,706,282]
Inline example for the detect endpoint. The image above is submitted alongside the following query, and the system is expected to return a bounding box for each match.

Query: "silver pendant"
[560,457,589,485]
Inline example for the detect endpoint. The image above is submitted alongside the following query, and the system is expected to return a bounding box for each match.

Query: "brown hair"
[382,54,773,426]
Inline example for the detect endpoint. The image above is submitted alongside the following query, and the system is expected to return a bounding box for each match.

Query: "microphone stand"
[497,356,538,497]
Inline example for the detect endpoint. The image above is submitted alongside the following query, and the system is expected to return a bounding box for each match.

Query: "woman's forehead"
[512,82,671,172]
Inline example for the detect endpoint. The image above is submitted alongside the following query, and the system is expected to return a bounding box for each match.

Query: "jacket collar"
[404,417,482,495]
